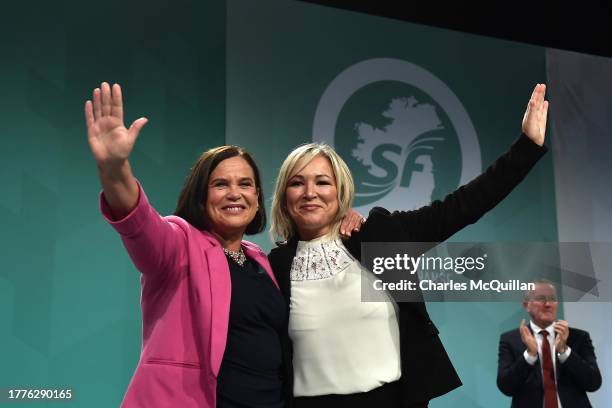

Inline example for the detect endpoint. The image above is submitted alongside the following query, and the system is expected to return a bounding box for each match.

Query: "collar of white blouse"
[290,236,355,281]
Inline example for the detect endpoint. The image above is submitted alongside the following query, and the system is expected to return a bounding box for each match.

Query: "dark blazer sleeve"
[559,328,602,392]
[497,329,538,396]
[358,134,547,244]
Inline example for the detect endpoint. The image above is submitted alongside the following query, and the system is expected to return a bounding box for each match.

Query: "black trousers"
[293,381,428,408]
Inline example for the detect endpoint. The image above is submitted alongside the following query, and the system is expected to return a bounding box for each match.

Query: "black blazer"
[270,134,547,406]
[497,326,602,408]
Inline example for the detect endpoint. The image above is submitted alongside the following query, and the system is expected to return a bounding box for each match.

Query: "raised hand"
[85,82,145,218]
[84,82,148,171]
[521,83,549,146]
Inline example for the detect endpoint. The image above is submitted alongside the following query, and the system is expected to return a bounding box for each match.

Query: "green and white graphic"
[313,58,480,211]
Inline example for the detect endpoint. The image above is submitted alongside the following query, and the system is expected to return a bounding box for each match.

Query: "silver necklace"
[223,247,246,266]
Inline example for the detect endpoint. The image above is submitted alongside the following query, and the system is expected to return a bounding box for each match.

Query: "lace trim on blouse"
[290,237,356,281]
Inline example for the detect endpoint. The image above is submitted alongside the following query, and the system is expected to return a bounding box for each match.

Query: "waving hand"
[84,82,146,218]
[521,83,549,147]
[85,82,148,169]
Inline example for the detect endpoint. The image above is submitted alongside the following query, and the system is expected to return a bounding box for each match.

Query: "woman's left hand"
[521,83,549,146]
[340,209,366,237]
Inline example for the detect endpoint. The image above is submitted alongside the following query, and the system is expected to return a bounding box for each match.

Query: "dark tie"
[540,330,558,408]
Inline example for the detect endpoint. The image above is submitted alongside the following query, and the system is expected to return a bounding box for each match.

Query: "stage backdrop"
[547,48,612,407]
[1,0,608,406]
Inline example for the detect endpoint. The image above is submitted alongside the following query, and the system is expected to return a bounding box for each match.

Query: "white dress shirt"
[523,321,572,408]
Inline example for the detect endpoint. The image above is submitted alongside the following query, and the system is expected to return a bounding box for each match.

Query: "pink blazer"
[101,184,279,407]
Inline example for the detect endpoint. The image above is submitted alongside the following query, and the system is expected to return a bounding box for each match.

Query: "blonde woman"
[269,84,549,407]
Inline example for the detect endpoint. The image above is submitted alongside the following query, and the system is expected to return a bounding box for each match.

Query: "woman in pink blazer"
[85,82,288,407]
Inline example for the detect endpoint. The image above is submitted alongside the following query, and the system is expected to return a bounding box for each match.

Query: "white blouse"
[289,235,401,396]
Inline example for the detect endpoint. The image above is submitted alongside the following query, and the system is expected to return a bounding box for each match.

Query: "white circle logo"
[313,58,481,211]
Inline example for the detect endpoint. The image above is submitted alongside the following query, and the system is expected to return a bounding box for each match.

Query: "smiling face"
[523,282,558,329]
[285,155,339,241]
[205,156,259,240]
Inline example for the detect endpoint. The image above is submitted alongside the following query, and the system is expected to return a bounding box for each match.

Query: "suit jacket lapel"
[203,232,286,376]
[197,231,232,378]
[270,239,298,304]
[244,244,280,290]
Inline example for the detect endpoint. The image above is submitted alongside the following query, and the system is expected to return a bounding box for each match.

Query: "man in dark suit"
[497,280,601,407]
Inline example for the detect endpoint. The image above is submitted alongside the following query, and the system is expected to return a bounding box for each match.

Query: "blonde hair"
[270,143,354,241]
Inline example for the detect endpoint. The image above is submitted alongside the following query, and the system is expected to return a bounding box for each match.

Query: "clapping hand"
[520,319,538,357]
[554,320,569,353]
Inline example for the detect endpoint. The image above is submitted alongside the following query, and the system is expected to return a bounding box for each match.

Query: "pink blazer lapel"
[201,233,231,378]
[199,232,279,378]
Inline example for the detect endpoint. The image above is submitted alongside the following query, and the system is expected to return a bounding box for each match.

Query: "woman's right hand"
[85,82,148,172]
[85,82,147,219]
